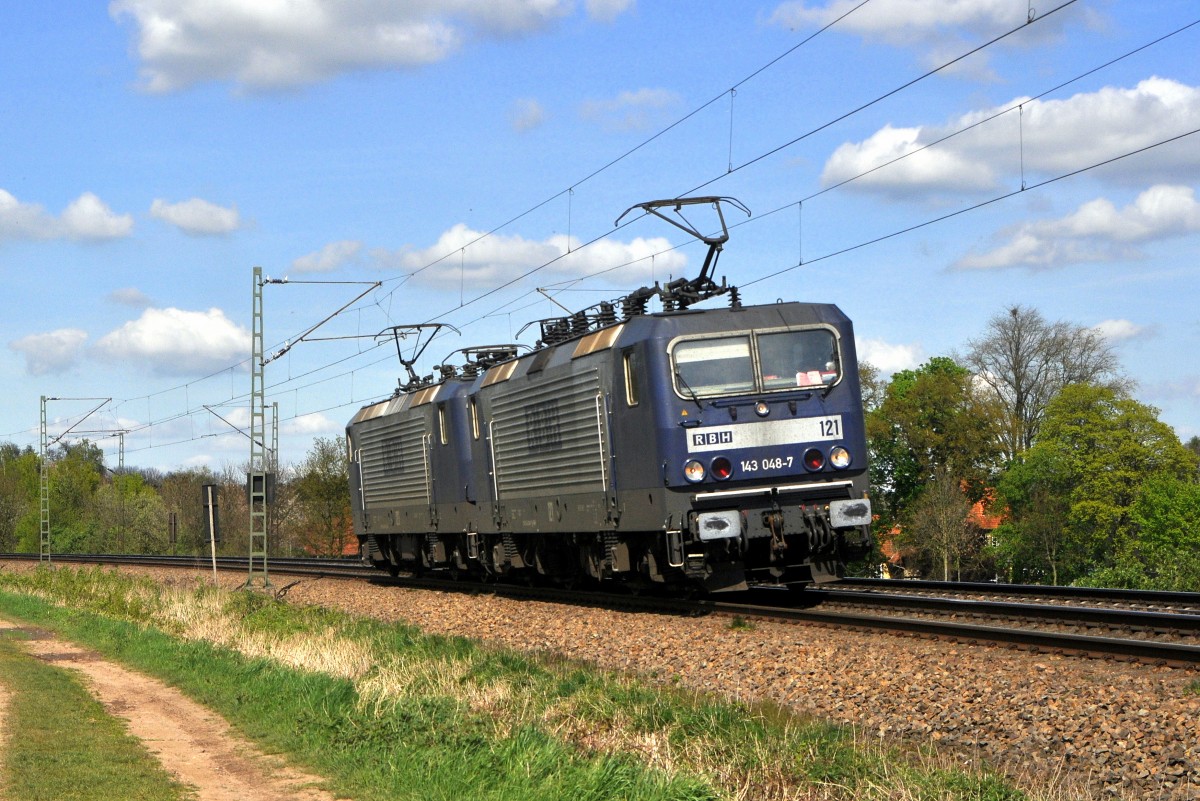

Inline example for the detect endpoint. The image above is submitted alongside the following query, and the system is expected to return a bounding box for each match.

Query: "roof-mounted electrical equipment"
[615,195,749,311]
[378,323,460,395]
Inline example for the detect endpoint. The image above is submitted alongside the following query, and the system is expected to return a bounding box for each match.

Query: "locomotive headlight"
[829,446,852,469]
[754,400,770,417]
[684,460,706,483]
[803,448,825,471]
[711,456,733,481]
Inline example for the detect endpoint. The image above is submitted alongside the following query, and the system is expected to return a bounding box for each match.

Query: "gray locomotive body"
[347,299,872,592]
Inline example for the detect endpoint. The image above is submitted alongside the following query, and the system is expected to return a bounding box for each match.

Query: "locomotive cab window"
[622,347,641,407]
[672,336,755,397]
[757,329,840,390]
[670,327,841,399]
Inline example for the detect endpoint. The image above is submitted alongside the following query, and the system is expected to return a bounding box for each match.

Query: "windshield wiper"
[674,371,703,409]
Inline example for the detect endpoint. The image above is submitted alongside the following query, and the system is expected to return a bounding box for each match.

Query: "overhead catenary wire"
[6,3,868,447]
[369,0,876,305]
[680,0,1082,197]
[118,123,1200,456]
[11,1,1072,445]
[742,126,1200,287]
[383,0,1090,331]
[38,13,1196,454]
[17,6,1197,459]
[442,11,1200,322]
[379,21,1025,332]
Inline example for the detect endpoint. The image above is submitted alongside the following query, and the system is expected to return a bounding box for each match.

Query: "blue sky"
[2,0,1198,473]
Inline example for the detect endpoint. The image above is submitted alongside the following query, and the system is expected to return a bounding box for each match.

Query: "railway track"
[7,553,1200,666]
[840,576,1200,613]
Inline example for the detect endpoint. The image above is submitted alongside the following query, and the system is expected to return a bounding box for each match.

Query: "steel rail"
[779,587,1200,633]
[5,553,1199,664]
[840,577,1200,608]
[701,598,1200,666]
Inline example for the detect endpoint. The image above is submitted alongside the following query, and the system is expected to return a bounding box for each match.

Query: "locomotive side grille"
[491,369,607,499]
[357,415,430,507]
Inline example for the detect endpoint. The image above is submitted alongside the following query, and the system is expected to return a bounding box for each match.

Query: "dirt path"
[0,620,341,801]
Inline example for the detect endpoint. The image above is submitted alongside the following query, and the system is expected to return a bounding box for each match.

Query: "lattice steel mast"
[246,266,271,588]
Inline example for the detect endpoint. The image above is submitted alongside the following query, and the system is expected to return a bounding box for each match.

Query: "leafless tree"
[901,469,977,581]
[964,305,1121,461]
[294,437,353,557]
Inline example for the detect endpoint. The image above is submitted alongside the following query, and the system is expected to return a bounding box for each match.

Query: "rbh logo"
[692,430,734,447]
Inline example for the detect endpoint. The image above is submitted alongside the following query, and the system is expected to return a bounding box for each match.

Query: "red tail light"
[803,448,824,471]
[711,456,733,480]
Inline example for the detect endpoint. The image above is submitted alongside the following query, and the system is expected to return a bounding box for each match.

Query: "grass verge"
[0,566,1027,800]
[0,626,194,801]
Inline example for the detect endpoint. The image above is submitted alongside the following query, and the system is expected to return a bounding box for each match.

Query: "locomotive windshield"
[757,329,839,390]
[672,328,840,398]
[673,337,756,396]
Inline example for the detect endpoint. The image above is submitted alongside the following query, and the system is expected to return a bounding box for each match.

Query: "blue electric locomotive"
[346,198,872,591]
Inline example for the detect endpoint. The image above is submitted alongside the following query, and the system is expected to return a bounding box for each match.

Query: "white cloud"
[1092,319,1150,343]
[856,337,922,374]
[292,240,362,274]
[374,224,557,285]
[510,98,546,132]
[108,287,154,307]
[771,0,1031,42]
[0,189,132,242]
[580,88,682,133]
[822,78,1200,197]
[210,405,250,430]
[954,184,1200,270]
[821,124,999,194]
[0,189,57,240]
[150,197,240,235]
[565,235,688,283]
[61,193,135,240]
[110,0,575,92]
[769,0,1067,75]
[8,329,89,376]
[93,307,250,375]
[372,223,687,288]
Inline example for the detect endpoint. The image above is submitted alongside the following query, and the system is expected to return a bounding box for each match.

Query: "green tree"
[993,384,1198,585]
[1185,435,1200,465]
[93,472,168,554]
[41,441,105,553]
[988,451,1074,584]
[867,356,1001,528]
[0,444,40,551]
[294,437,353,557]
[1082,475,1200,591]
[858,361,886,415]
